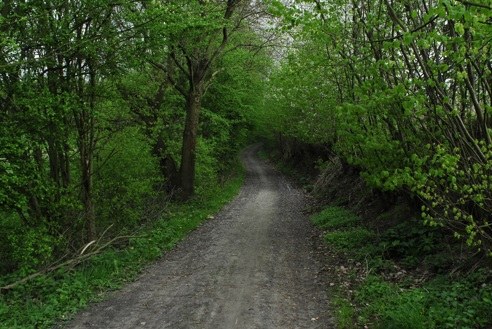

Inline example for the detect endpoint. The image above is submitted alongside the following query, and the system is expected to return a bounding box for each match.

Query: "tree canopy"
[258,0,492,254]
[0,0,272,274]
[1,0,492,303]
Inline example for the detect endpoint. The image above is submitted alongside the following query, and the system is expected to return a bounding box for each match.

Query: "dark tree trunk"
[81,146,96,241]
[165,1,240,200]
[75,56,97,242]
[179,82,203,200]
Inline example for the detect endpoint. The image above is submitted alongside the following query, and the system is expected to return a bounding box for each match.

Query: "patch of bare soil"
[60,145,335,329]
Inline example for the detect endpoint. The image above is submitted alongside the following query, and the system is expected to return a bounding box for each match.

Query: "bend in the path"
[62,144,334,329]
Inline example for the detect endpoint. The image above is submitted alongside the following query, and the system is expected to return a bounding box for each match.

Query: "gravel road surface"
[63,144,333,329]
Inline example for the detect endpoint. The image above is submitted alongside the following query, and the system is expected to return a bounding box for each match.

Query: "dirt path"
[63,145,334,329]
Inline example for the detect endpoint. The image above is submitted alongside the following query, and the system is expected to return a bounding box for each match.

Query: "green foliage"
[311,205,492,328]
[202,46,271,171]
[324,228,374,251]
[264,0,492,255]
[355,274,492,329]
[332,295,356,329]
[194,138,222,195]
[258,42,337,143]
[0,165,244,328]
[311,206,360,229]
[8,225,59,275]
[0,0,269,275]
[382,224,453,270]
[311,207,374,257]
[94,126,160,230]
[356,276,429,329]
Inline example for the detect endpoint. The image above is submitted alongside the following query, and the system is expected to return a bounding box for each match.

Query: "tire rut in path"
[63,144,334,329]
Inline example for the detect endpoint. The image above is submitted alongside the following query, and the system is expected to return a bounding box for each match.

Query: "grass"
[354,274,492,329]
[325,228,374,251]
[310,206,492,329]
[0,164,244,329]
[311,206,360,230]
[332,294,356,329]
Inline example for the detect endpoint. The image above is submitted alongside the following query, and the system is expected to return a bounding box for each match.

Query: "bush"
[94,127,160,231]
[377,220,447,269]
[8,224,61,275]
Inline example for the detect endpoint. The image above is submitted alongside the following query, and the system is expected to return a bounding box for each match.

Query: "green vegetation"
[258,1,492,325]
[0,166,243,328]
[0,1,270,327]
[2,0,492,327]
[311,205,492,329]
[259,0,492,255]
[311,207,360,230]
[0,0,271,273]
[357,275,492,329]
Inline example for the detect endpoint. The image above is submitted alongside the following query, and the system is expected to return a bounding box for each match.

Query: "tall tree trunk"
[76,57,97,242]
[81,145,96,241]
[179,82,203,200]
[166,1,241,200]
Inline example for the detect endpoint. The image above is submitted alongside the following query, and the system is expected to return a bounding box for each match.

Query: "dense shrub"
[261,0,492,255]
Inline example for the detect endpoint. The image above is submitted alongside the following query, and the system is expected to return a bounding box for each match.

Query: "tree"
[0,0,142,243]
[265,0,492,253]
[161,0,257,199]
[0,0,272,274]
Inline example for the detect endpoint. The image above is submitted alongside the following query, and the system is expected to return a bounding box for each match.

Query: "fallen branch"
[0,234,136,292]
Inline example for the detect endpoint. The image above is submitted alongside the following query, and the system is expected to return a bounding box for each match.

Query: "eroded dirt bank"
[62,145,333,329]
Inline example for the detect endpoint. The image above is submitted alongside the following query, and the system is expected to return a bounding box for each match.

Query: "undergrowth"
[311,206,492,329]
[0,164,244,329]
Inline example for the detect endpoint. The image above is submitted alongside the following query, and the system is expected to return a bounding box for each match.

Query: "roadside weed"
[312,206,492,329]
[311,206,360,229]
[324,228,374,251]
